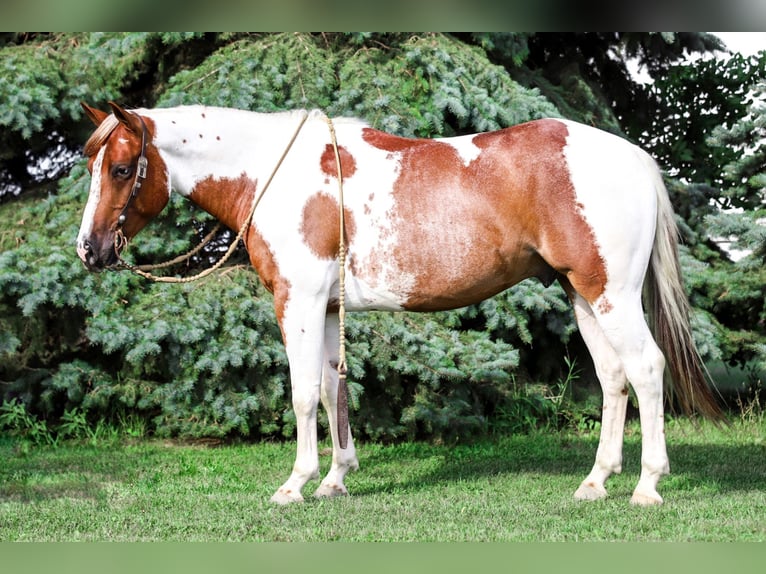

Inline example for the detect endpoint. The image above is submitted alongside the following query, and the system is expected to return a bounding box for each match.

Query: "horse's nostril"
[77,239,103,270]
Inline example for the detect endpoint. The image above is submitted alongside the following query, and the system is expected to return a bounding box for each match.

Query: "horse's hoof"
[270,488,304,505]
[630,489,663,506]
[314,482,349,499]
[574,481,608,501]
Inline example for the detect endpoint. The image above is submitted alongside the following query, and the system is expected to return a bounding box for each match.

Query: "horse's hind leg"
[568,291,630,501]
[314,312,359,499]
[588,290,670,505]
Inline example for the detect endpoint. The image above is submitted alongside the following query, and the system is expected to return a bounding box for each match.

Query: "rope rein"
[128,222,222,272]
[324,116,350,449]
[114,110,351,448]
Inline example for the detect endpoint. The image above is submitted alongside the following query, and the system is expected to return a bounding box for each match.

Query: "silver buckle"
[137,155,148,179]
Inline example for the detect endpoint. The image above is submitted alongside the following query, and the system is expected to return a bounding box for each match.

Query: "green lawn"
[0,417,763,541]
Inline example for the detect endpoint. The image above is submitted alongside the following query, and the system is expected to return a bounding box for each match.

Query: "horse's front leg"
[314,312,359,499]
[270,297,327,505]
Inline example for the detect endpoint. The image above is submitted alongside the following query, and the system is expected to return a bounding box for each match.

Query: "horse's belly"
[345,239,545,313]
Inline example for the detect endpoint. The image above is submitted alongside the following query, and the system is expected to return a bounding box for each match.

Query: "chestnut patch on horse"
[361,128,432,153]
[247,226,292,334]
[320,144,357,179]
[189,173,258,233]
[86,115,168,242]
[472,121,609,307]
[362,119,609,310]
[300,192,356,260]
[189,173,294,329]
[597,298,614,314]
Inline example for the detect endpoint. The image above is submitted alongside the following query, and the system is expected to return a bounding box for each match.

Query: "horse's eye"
[112,165,133,179]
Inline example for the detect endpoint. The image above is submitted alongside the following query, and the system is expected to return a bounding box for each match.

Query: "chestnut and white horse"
[76,102,722,505]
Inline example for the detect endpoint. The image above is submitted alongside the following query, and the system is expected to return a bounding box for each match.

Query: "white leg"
[591,293,669,505]
[571,294,629,502]
[270,300,327,505]
[627,344,669,506]
[314,313,359,499]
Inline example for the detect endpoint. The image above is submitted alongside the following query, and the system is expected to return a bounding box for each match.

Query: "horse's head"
[76,102,170,271]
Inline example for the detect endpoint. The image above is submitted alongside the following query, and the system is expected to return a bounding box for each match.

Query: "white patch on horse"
[561,119,657,309]
[312,124,412,310]
[339,131,415,309]
[77,145,105,258]
[440,133,482,166]
[145,106,313,197]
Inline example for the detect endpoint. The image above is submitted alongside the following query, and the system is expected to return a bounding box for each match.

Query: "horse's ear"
[108,101,144,135]
[81,102,109,126]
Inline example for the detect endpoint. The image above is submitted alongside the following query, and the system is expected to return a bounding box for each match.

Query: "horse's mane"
[83,114,119,157]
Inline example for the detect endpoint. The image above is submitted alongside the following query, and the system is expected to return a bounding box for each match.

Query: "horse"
[76,101,723,506]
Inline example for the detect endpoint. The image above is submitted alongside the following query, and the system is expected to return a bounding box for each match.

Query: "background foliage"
[1,33,764,442]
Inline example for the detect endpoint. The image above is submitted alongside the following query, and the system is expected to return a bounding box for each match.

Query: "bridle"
[113,115,149,252]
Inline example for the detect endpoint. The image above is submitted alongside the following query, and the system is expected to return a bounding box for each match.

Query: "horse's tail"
[644,155,726,422]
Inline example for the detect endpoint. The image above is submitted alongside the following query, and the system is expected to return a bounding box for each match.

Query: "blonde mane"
[83,114,120,157]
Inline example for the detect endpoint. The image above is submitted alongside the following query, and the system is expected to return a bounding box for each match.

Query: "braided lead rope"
[324,116,350,450]
[132,222,222,272]
[115,111,310,283]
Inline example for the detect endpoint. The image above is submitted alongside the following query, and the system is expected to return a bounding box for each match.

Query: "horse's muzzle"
[77,237,119,271]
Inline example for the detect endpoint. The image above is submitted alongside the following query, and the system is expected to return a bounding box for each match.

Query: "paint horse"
[77,102,722,505]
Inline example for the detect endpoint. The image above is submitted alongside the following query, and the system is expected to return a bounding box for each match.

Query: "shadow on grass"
[1,425,763,504]
[0,440,161,503]
[350,431,765,498]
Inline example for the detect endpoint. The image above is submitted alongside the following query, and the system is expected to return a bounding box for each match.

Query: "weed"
[57,408,92,441]
[736,377,763,425]
[0,400,58,448]
[0,400,140,449]
[488,356,602,435]
[117,410,148,440]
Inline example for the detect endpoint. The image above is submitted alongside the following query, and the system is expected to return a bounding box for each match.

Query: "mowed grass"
[0,417,763,541]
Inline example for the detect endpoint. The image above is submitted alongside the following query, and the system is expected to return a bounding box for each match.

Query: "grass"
[0,417,764,542]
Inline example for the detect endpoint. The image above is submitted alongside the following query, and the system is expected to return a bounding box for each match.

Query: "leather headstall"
[115,115,149,231]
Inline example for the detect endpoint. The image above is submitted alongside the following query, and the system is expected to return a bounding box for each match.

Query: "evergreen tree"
[1,33,759,441]
[1,33,564,440]
[626,46,766,372]
[703,75,766,368]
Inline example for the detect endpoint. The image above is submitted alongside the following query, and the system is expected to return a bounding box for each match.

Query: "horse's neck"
[150,107,311,198]
[149,107,313,230]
